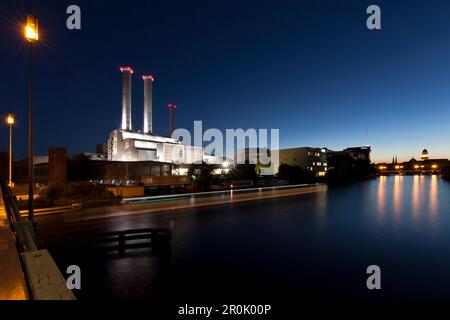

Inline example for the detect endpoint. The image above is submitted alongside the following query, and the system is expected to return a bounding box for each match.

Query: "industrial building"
[106,67,203,164]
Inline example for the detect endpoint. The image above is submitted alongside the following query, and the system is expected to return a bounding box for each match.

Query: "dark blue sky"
[1,0,450,162]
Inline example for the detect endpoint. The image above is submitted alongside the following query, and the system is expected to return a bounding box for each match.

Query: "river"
[38,175,450,300]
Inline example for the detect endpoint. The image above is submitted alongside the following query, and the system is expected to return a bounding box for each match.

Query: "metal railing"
[0,177,37,252]
[0,176,76,300]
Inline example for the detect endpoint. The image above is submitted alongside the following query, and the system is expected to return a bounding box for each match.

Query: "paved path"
[0,188,28,300]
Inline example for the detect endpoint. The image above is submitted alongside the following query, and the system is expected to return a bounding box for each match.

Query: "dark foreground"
[35,176,450,301]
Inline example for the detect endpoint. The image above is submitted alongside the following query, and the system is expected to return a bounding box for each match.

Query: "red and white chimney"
[142,75,154,134]
[167,103,176,136]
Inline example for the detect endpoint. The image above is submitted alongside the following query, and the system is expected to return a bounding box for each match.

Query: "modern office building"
[279,147,328,177]
[277,145,372,177]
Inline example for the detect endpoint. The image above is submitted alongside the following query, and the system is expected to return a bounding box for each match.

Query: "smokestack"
[142,75,154,134]
[167,103,176,136]
[120,66,133,130]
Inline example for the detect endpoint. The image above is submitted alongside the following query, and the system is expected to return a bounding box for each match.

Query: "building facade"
[279,147,328,177]
[107,129,203,164]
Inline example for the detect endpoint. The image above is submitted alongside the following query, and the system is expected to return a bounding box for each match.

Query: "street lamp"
[6,114,15,187]
[25,15,39,42]
[24,14,38,221]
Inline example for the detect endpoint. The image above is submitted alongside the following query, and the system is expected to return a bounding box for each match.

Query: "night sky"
[2,0,450,162]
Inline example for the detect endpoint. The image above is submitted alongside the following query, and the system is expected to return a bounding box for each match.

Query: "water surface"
[39,175,450,300]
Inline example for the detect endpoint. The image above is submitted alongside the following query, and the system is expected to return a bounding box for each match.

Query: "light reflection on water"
[429,175,438,224]
[376,175,442,230]
[392,175,403,223]
[376,175,386,224]
[412,175,421,221]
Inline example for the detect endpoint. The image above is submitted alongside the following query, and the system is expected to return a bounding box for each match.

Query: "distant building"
[48,148,67,187]
[277,145,372,177]
[376,149,449,174]
[12,156,49,183]
[278,147,328,177]
[343,146,371,162]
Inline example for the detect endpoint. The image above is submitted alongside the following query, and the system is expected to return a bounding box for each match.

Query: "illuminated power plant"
[107,67,203,164]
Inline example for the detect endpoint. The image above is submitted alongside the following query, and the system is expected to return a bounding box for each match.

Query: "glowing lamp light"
[414,165,420,169]
[119,66,134,74]
[142,74,154,81]
[432,164,438,169]
[6,114,15,125]
[25,15,39,42]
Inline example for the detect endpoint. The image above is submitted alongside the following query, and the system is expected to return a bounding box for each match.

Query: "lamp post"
[24,14,38,221]
[6,114,14,187]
